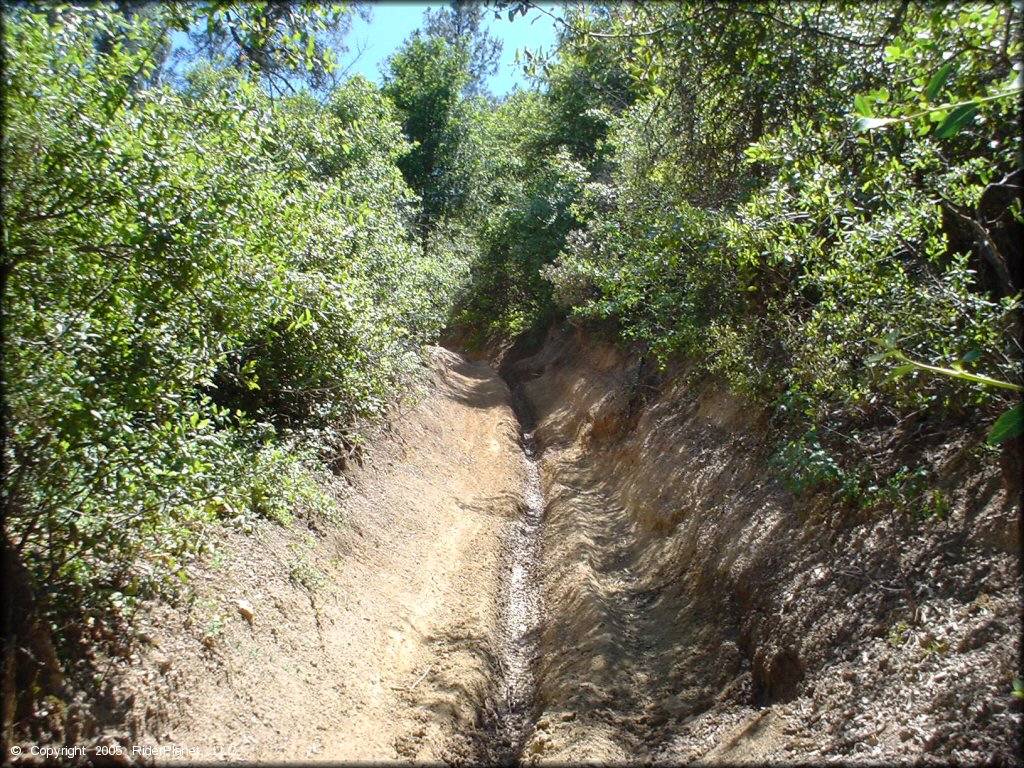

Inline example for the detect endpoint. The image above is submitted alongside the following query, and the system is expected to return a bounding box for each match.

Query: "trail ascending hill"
[110,348,526,762]
[53,338,1019,765]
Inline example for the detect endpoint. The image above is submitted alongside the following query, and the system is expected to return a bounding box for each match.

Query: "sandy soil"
[98,347,526,763]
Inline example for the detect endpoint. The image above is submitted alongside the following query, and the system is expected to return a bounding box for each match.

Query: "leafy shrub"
[541,1,1021,513]
[545,3,1020,413]
[2,5,465,674]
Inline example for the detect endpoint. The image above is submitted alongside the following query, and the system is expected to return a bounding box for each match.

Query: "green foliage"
[461,145,588,342]
[774,429,844,495]
[542,1,1021,509]
[451,25,636,345]
[869,336,1024,445]
[773,429,950,519]
[175,0,354,93]
[423,1,502,95]
[2,4,464,661]
[534,14,638,170]
[988,405,1024,446]
[383,33,473,231]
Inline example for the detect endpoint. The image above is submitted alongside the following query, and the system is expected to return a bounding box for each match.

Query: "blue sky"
[338,2,561,96]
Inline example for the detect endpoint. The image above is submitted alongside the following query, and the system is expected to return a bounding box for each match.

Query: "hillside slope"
[509,325,1021,764]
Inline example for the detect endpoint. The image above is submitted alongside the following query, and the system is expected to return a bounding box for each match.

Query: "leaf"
[925,62,954,101]
[886,363,917,380]
[884,331,901,346]
[853,93,874,117]
[987,403,1024,445]
[960,348,983,364]
[855,117,897,132]
[935,103,977,138]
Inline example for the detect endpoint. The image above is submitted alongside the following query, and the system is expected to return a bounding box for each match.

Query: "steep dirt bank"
[40,348,528,764]
[508,324,1021,764]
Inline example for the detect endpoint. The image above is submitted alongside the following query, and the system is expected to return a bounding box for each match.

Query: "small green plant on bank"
[773,429,842,495]
[201,614,226,648]
[924,489,951,520]
[210,545,231,572]
[922,639,949,658]
[286,535,325,592]
[773,430,949,519]
[889,621,910,648]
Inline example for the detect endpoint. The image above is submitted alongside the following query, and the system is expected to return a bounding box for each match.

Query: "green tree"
[423,0,502,96]
[383,33,472,247]
[175,0,357,94]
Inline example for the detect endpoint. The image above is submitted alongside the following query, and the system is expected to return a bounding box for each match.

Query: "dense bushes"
[451,25,637,345]
[1,5,465,659]
[531,1,1023,515]
[544,6,1015,399]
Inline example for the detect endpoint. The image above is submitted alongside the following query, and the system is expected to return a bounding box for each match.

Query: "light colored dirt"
[32,330,1021,766]
[102,347,525,763]
[510,324,1022,765]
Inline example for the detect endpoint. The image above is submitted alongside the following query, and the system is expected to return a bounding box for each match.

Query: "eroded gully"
[471,384,545,766]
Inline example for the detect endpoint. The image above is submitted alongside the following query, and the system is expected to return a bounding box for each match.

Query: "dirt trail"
[118,348,532,763]
[60,335,1020,765]
[508,326,1021,764]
